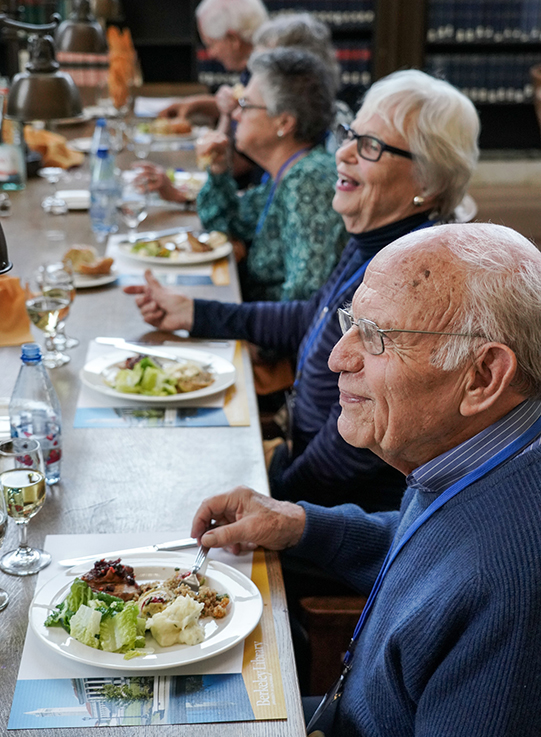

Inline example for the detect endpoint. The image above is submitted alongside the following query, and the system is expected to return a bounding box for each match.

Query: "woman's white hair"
[426,223,541,399]
[196,0,268,43]
[359,69,480,221]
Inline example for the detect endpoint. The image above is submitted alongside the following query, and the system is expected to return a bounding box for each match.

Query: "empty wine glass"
[38,167,68,215]
[0,438,51,576]
[116,171,148,243]
[0,489,8,608]
[132,133,152,160]
[25,277,70,369]
[39,262,79,350]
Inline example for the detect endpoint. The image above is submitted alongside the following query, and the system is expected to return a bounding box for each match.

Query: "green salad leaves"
[111,356,178,397]
[45,578,148,657]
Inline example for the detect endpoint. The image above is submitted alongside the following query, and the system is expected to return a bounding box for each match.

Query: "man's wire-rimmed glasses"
[238,97,268,113]
[337,307,486,355]
[335,123,413,162]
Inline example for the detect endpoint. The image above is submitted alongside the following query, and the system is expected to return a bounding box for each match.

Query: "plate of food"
[137,118,200,141]
[119,230,232,265]
[173,171,208,201]
[64,246,117,288]
[30,553,263,670]
[80,348,235,402]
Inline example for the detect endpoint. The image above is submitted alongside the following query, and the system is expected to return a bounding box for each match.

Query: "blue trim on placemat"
[74,406,230,428]
[118,274,214,287]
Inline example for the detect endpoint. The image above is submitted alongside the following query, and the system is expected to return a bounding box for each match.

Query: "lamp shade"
[0,222,12,275]
[6,34,83,121]
[55,0,107,53]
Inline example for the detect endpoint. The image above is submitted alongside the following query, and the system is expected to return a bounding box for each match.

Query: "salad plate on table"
[29,553,263,670]
[118,230,232,266]
[80,348,236,403]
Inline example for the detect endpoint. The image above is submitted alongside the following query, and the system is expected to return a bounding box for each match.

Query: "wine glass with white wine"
[0,488,8,609]
[38,261,79,350]
[116,171,148,243]
[25,278,71,369]
[0,438,51,576]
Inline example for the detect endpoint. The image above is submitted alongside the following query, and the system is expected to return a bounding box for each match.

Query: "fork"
[181,544,209,594]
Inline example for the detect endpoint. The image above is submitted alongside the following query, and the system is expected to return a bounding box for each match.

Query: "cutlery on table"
[182,544,210,593]
[58,537,198,567]
[95,337,181,361]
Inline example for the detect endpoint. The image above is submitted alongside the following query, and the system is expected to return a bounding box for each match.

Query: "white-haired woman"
[140,47,348,303]
[126,69,480,511]
[159,0,268,123]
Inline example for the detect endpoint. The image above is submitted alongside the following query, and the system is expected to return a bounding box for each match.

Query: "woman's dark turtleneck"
[347,211,433,261]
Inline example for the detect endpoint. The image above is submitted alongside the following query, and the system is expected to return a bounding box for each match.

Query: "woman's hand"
[215,85,239,116]
[132,162,187,204]
[196,130,231,175]
[123,270,195,332]
[191,486,306,555]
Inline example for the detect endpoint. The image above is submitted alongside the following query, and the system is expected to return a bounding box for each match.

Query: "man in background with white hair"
[191,222,541,736]
[159,0,268,122]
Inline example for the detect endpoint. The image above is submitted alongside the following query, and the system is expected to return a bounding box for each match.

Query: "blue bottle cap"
[96,147,109,158]
[21,343,42,363]
[96,118,106,127]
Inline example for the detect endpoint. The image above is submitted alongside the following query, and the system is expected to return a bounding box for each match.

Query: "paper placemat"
[74,340,250,428]
[106,234,230,287]
[8,534,286,729]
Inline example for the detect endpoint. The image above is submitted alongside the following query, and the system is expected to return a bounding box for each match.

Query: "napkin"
[24,127,84,169]
[107,25,139,109]
[0,275,34,347]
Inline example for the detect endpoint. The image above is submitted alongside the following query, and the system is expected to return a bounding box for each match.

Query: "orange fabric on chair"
[0,275,34,347]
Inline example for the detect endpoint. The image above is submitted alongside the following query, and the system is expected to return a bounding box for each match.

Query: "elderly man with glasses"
[191,222,541,737]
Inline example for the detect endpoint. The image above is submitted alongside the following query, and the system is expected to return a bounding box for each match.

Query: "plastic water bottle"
[9,343,62,485]
[89,117,107,169]
[89,143,120,242]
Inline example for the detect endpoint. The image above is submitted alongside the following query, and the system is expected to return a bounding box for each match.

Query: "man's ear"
[460,343,519,417]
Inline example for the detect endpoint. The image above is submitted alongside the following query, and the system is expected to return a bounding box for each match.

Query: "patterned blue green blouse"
[196,146,348,302]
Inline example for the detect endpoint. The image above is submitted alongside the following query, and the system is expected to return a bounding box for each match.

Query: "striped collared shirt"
[407,399,541,495]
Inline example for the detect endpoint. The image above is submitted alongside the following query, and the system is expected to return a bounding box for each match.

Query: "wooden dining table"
[0,117,305,736]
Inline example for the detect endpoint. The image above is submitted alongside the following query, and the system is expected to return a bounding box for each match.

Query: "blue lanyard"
[342,413,541,667]
[254,148,310,235]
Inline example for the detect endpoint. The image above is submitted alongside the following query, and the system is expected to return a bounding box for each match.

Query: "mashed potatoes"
[146,595,204,647]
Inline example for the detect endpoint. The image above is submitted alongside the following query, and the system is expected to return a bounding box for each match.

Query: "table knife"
[95,337,180,360]
[58,537,198,567]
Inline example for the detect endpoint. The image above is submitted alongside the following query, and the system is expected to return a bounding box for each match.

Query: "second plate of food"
[80,348,236,403]
[118,230,232,265]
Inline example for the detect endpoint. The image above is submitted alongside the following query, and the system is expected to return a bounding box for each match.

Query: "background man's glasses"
[335,123,413,162]
[337,308,486,355]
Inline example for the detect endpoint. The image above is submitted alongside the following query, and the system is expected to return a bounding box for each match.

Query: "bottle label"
[0,144,24,183]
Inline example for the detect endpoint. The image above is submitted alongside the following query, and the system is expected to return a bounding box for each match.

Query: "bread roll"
[63,246,97,272]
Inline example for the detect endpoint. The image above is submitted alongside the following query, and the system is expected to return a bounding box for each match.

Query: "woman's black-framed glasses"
[238,97,268,113]
[335,123,413,162]
[337,308,486,355]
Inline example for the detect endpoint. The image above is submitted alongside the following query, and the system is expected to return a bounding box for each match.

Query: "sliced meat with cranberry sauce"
[81,558,142,601]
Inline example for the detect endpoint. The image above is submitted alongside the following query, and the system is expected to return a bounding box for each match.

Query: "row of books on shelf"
[425,52,541,102]
[427,0,541,43]
[266,1,374,27]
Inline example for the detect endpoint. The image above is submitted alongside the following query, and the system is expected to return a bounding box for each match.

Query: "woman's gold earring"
[413,195,425,207]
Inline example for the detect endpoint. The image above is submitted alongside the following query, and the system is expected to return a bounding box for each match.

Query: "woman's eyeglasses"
[335,123,413,162]
[238,98,268,113]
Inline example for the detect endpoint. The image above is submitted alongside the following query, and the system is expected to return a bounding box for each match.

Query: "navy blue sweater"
[192,213,432,509]
[295,447,541,736]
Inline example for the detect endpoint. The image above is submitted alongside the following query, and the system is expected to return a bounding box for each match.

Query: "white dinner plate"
[118,237,232,266]
[79,347,236,403]
[74,269,119,289]
[68,137,92,153]
[30,553,263,671]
